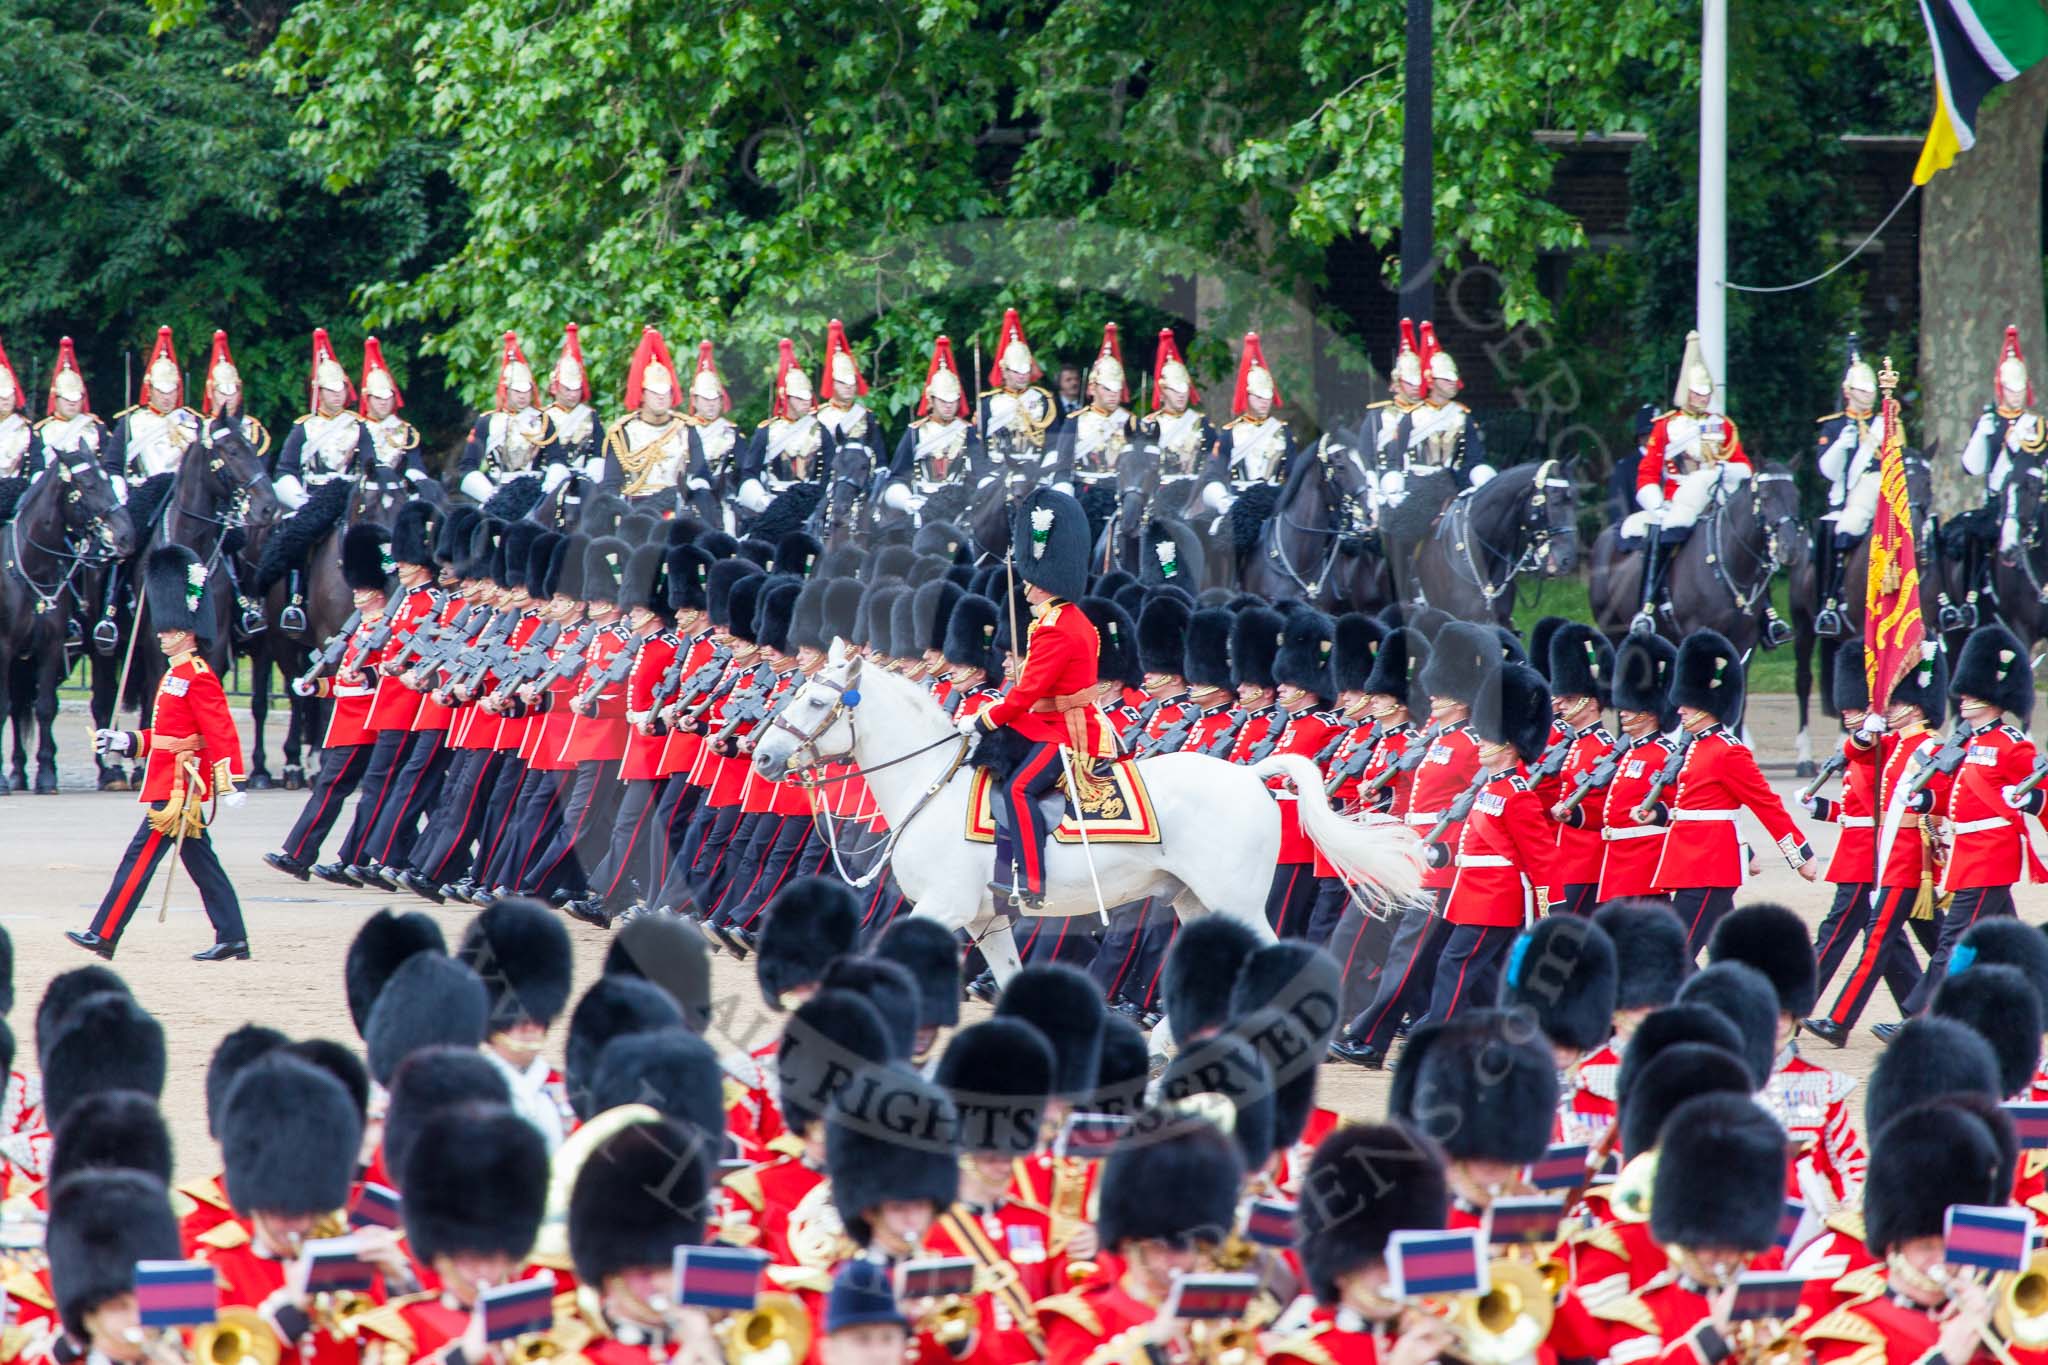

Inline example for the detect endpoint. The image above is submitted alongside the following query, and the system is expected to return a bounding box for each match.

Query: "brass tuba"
[719,1292,812,1365]
[1444,1259,1557,1365]
[193,1307,284,1365]
[1996,1252,2048,1347]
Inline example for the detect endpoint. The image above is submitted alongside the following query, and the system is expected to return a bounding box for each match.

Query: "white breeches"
[1659,462,1750,532]
[1833,469,1879,539]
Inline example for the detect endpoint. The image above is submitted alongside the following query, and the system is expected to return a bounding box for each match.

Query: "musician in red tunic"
[75,543,249,961]
[45,1169,181,1365]
[962,487,1103,911]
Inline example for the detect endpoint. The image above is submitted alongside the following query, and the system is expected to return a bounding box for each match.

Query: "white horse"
[750,641,1426,1000]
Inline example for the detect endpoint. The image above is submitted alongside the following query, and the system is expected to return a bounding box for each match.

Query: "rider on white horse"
[953,486,1103,913]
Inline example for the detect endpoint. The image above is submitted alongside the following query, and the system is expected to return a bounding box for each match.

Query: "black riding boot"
[281,571,308,636]
[1814,531,1854,639]
[1631,536,1667,636]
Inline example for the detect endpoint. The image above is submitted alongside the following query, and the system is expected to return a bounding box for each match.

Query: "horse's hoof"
[95,769,124,793]
[247,771,275,791]
[1795,761,1817,780]
[284,766,306,792]
[7,769,26,793]
[33,768,56,795]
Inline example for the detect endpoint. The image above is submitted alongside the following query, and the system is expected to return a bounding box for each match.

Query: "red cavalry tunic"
[1649,726,1811,889]
[136,652,245,801]
[1446,764,1556,926]
[1596,733,1674,901]
[975,599,1104,754]
[1636,409,1751,500]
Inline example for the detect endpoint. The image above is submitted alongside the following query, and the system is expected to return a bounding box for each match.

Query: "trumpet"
[193,1307,284,1365]
[1995,1251,2048,1348]
[1188,1318,1260,1365]
[1727,1316,1809,1365]
[914,1295,979,1347]
[718,1292,812,1365]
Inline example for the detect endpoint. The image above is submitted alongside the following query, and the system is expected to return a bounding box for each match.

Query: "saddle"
[965,757,1160,845]
[1380,467,1455,543]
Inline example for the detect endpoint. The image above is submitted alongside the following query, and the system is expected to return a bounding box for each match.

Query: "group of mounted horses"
[3,419,2043,794]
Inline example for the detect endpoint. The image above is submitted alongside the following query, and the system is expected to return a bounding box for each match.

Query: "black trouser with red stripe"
[337,728,409,866]
[1265,861,1318,939]
[1090,900,1172,1003]
[91,807,246,945]
[1424,921,1519,1025]
[1812,881,1874,998]
[277,742,371,864]
[1824,884,1940,1027]
[411,749,504,882]
[1672,885,1736,957]
[1327,897,1396,1026]
[1344,890,1452,1051]
[1903,884,2015,1015]
[1552,884,1599,917]
[524,759,621,898]
[1304,877,1350,947]
[722,816,824,930]
[590,777,662,906]
[470,755,534,886]
[1020,913,1099,966]
[364,731,448,869]
[991,740,1062,895]
[492,769,564,891]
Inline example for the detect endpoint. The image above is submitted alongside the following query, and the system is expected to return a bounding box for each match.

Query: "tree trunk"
[1920,61,2048,519]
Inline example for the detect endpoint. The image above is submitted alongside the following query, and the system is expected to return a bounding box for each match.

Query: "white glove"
[1467,463,1498,487]
[458,470,497,504]
[404,467,430,485]
[1635,482,1665,513]
[541,463,570,494]
[291,677,317,698]
[883,482,917,513]
[1200,481,1235,516]
[273,473,309,510]
[954,712,982,737]
[736,478,772,513]
[1858,712,1887,738]
[110,475,130,504]
[223,791,247,810]
[93,728,131,755]
[687,477,711,493]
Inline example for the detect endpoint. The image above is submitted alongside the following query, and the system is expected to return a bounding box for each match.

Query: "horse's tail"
[1251,753,1426,911]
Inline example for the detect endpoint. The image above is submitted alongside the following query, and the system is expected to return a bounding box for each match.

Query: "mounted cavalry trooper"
[197,330,270,463]
[457,330,564,504]
[978,307,1061,483]
[683,338,743,512]
[1198,330,1295,519]
[36,338,106,474]
[356,335,429,486]
[1812,340,1884,638]
[816,318,889,454]
[956,487,1101,912]
[601,326,694,511]
[1052,323,1136,493]
[271,327,374,510]
[106,326,202,496]
[1365,319,1491,516]
[1136,327,1215,481]
[545,322,602,480]
[1957,324,2046,629]
[884,335,983,516]
[736,338,836,519]
[0,334,39,478]
[1629,329,1767,638]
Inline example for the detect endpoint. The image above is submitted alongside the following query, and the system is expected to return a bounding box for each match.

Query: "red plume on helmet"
[692,339,730,413]
[201,330,235,417]
[1094,322,1129,403]
[138,325,183,409]
[622,327,678,411]
[553,323,590,403]
[989,307,1042,385]
[1998,325,2033,407]
[359,337,404,415]
[1152,327,1199,409]
[308,328,355,413]
[1418,321,1460,393]
[1231,332,1280,416]
[0,333,27,413]
[821,318,867,399]
[772,337,804,421]
[47,337,89,415]
[495,331,535,411]
[919,336,968,420]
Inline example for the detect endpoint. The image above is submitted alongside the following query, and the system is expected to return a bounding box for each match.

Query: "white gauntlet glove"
[93,728,132,755]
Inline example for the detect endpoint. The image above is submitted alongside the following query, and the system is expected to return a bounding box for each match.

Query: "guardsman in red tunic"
[1806,651,1948,1047]
[1272,1124,1455,1365]
[1645,630,1816,954]
[1802,641,1878,997]
[338,500,445,888]
[962,488,1102,912]
[356,1106,547,1365]
[273,521,395,884]
[1216,606,1287,765]
[1334,621,1491,1068]
[1254,610,1346,939]
[45,1170,181,1365]
[1302,614,1386,933]
[1036,1116,1244,1365]
[1545,624,1617,917]
[640,546,729,918]
[1592,635,1678,905]
[1426,662,1560,1023]
[76,544,249,961]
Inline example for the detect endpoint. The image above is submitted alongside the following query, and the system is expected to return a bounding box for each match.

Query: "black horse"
[1409,458,1581,624]
[0,454,135,792]
[1990,457,2048,653]
[1237,437,1389,610]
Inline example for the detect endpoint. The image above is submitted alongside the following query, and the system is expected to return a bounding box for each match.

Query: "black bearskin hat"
[1615,1005,1745,1108]
[1498,915,1617,1055]
[48,1170,180,1341]
[821,577,864,647]
[1933,964,2042,1099]
[50,1091,172,1186]
[403,1104,547,1265]
[1707,902,1818,1020]
[739,535,775,566]
[1864,1099,2013,1256]
[221,1054,362,1216]
[1097,569,1138,602]
[1097,1113,1243,1250]
[790,578,829,651]
[462,517,501,582]
[459,897,574,1033]
[501,521,543,593]
[1865,1017,2001,1139]
[1184,607,1236,691]
[818,957,921,1061]
[1617,1041,1754,1161]
[915,580,963,657]
[1673,961,1778,1088]
[1012,487,1092,602]
[757,577,803,655]
[1669,629,1744,723]
[564,977,683,1122]
[866,543,916,582]
[435,505,480,569]
[1332,613,1384,696]
[1613,633,1679,730]
[1389,1010,1557,1163]
[1956,917,2048,1009]
[1229,606,1285,691]
[826,1066,960,1246]
[994,964,1107,1100]
[1082,596,1142,690]
[1087,1014,1152,1118]
[37,967,127,1069]
[778,991,892,1136]
[774,531,822,578]
[1419,620,1494,707]
[1362,626,1430,717]
[942,593,1002,677]
[1548,623,1613,706]
[668,542,714,614]
[937,1019,1055,1157]
[1239,1006,1333,1149]
[590,1028,728,1154]
[143,544,204,634]
[581,492,628,539]
[42,992,164,1129]
[582,535,628,604]
[873,917,963,1031]
[345,909,446,1039]
[1162,1029,1276,1172]
[383,1046,509,1191]
[1833,640,1870,715]
[1471,661,1550,763]
[1298,1123,1448,1306]
[391,500,439,569]
[604,914,713,1035]
[1162,916,1263,1049]
[529,531,568,601]
[0,922,17,1018]
[1275,610,1338,700]
[705,557,755,628]
[697,529,741,562]
[1142,518,1206,589]
[288,1039,368,1129]
[756,877,861,1009]
[1887,646,1949,728]
[856,583,901,654]
[914,521,971,564]
[1231,941,1343,1052]
[620,543,669,617]
[1494,627,1528,667]
[205,1024,288,1139]
[569,1116,712,1286]
[1527,617,1569,682]
[365,952,488,1087]
[907,555,949,589]
[1592,900,1691,1011]
[890,582,926,660]
[1649,1094,1786,1252]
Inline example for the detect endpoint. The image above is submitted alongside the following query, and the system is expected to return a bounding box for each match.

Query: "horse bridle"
[1266,437,1372,596]
[1703,469,1795,615]
[6,455,129,616]
[1449,458,1575,606]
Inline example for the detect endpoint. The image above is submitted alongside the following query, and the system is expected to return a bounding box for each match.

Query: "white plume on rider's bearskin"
[142,544,205,635]
[1011,486,1091,602]
[340,521,394,593]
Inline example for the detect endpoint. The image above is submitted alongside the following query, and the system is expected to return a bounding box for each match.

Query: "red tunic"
[1804,1282,2013,1365]
[404,596,471,734]
[204,1233,384,1365]
[1814,733,1876,884]
[559,621,633,764]
[1264,708,1344,862]
[1268,1305,1386,1365]
[1551,724,1617,893]
[1038,1276,1159,1365]
[524,623,587,771]
[1446,765,1557,926]
[1941,720,2045,891]
[654,630,720,778]
[1597,734,1675,900]
[320,613,386,748]
[975,599,1104,754]
[1222,705,1285,764]
[366,586,441,732]
[1409,723,1479,892]
[1859,728,1946,889]
[1649,727,1810,889]
[617,630,679,782]
[924,1202,1067,1364]
[135,653,245,802]
[1636,409,1751,499]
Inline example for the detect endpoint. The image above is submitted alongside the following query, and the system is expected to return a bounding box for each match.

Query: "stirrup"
[281,603,308,636]
[239,602,267,636]
[1761,611,1792,648]
[91,617,120,652]
[1629,610,1657,637]
[1813,605,1844,640]
[1961,595,1981,628]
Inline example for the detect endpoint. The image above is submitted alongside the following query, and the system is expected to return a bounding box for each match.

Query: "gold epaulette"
[1799,1305,1886,1365]
[352,1292,433,1349]
[196,1220,251,1251]
[1569,1222,1631,1261]
[1585,1293,1659,1335]
[113,405,143,421]
[1033,1291,1102,1336]
[2024,1150,2048,1181]
[1823,1209,1866,1245]
[175,1175,230,1212]
[766,1133,806,1159]
[3,1266,51,1311]
[1265,1320,1338,1365]
[1830,1266,1889,1306]
[1082,1324,1156,1365]
[1816,411,1847,425]
[764,1264,832,1294]
[720,1165,764,1211]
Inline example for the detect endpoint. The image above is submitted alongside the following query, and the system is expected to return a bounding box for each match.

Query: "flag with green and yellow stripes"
[1915,0,2048,183]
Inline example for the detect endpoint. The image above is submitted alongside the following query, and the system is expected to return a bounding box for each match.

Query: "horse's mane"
[0,475,30,524]
[848,654,952,731]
